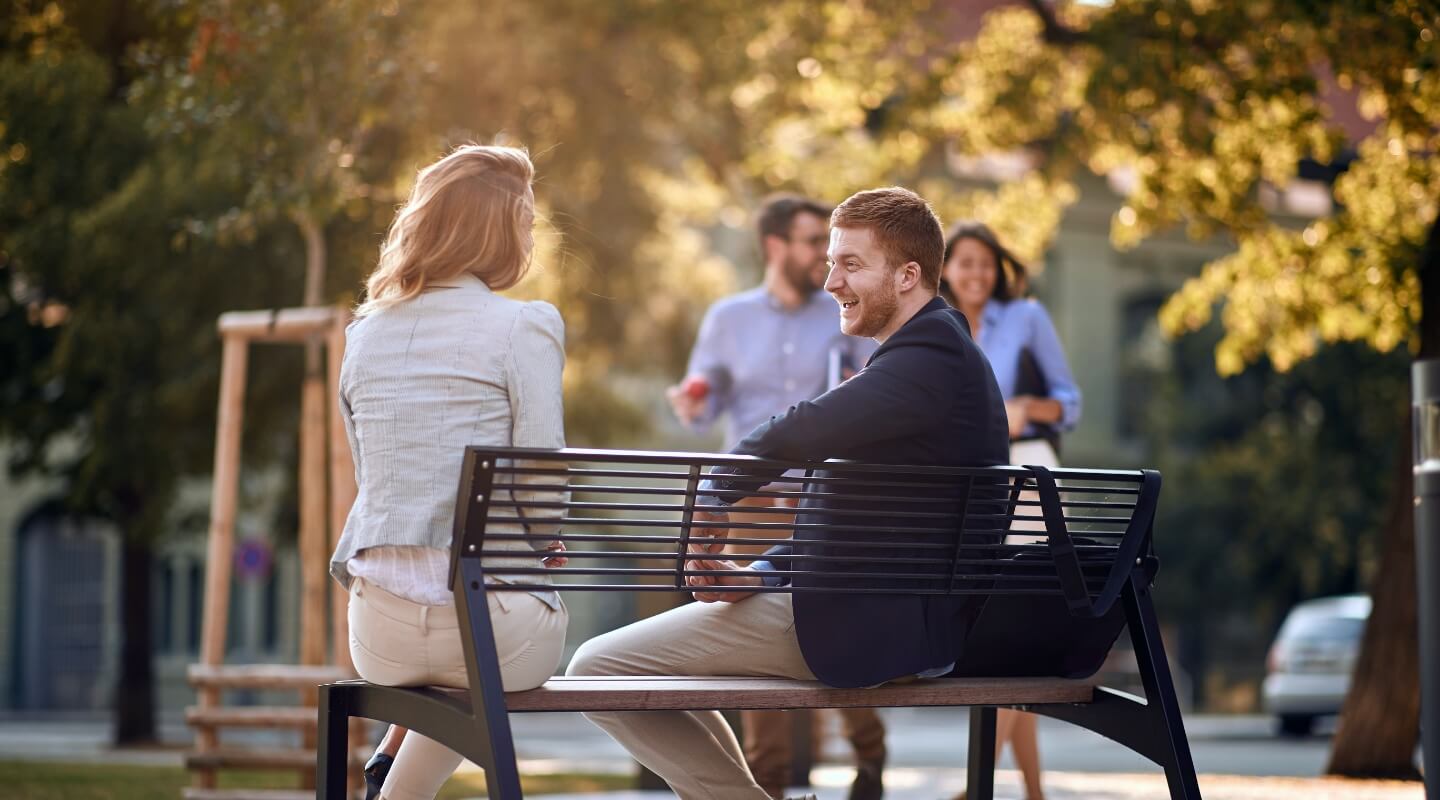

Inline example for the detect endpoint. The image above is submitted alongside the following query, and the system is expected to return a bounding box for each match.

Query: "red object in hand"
[681,374,710,400]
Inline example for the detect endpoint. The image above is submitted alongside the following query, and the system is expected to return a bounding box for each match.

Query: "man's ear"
[762,234,786,266]
[897,261,922,292]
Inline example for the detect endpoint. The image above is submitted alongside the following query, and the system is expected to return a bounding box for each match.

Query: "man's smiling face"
[825,226,899,339]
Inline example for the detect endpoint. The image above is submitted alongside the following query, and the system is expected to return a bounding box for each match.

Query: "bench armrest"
[1027,465,1161,619]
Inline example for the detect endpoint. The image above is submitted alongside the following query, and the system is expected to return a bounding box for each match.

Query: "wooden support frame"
[191,306,361,795]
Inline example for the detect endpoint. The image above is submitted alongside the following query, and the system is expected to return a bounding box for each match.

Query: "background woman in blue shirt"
[940,221,1083,800]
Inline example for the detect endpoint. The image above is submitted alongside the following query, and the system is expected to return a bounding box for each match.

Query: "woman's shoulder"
[501,300,565,355]
[514,299,564,333]
[995,296,1042,311]
[996,297,1054,325]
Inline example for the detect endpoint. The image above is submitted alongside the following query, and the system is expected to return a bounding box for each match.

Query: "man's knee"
[566,634,623,677]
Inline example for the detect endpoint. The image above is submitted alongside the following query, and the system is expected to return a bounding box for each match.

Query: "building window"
[1117,293,1173,441]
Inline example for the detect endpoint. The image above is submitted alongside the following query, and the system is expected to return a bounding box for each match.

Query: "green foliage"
[737,0,1437,375]
[975,1,1436,374]
[6,0,1430,518]
[130,0,427,310]
[1144,333,1408,629]
[0,2,293,533]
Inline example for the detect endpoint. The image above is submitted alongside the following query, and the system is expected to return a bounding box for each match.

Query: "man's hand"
[685,557,762,603]
[1004,396,1032,440]
[541,541,568,568]
[690,509,730,554]
[665,374,710,425]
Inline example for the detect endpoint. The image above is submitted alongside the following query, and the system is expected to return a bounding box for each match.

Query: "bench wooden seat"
[334,675,1096,713]
[316,446,1203,800]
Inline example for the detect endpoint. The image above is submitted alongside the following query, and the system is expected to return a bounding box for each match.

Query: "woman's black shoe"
[363,752,394,800]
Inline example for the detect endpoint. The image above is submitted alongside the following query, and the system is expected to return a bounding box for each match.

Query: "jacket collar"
[429,273,492,292]
[864,294,956,366]
[873,295,950,351]
[901,295,950,330]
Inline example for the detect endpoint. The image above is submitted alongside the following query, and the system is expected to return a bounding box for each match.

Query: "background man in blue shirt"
[665,194,884,800]
[667,195,876,445]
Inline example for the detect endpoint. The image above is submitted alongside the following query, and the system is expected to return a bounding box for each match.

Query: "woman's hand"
[1005,396,1032,440]
[1006,395,1064,440]
[541,541,568,568]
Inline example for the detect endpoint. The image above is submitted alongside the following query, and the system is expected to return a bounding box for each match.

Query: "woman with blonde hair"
[331,144,570,800]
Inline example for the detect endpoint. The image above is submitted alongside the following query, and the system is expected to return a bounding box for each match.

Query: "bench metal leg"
[966,706,997,800]
[317,684,351,800]
[456,561,523,799]
[1027,578,1203,799]
[475,711,522,800]
[1125,580,1202,800]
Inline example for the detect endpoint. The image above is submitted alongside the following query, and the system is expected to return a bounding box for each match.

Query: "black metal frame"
[317,447,1201,800]
[1005,575,1201,799]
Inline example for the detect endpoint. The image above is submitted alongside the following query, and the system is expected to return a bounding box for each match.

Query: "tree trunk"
[295,213,328,389]
[295,209,327,308]
[1325,432,1422,778]
[113,535,156,745]
[1326,214,1439,779]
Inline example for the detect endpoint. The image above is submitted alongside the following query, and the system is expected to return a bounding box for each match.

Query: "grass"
[0,761,632,800]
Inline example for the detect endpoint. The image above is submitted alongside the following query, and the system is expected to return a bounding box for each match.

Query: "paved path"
[0,710,1424,798]
[524,769,1423,800]
[503,708,1342,777]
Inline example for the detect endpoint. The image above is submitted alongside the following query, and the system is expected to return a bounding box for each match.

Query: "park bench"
[316,446,1202,800]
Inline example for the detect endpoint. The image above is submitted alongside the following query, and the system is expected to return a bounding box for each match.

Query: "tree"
[145,0,427,307]
[0,1,309,743]
[1140,330,1408,703]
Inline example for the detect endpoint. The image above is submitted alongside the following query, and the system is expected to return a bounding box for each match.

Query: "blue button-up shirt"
[686,287,877,449]
[974,298,1081,434]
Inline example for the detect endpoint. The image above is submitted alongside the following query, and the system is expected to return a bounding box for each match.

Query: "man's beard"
[782,255,823,296]
[845,269,899,338]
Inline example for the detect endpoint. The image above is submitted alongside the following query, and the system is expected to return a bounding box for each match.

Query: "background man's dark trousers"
[744,708,886,799]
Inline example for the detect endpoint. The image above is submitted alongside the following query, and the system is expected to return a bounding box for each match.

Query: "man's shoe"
[848,757,884,800]
[363,752,394,800]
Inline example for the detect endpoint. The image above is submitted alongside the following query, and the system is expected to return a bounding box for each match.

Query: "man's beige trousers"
[567,592,816,800]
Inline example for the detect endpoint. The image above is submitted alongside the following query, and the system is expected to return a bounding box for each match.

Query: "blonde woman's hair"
[357,144,535,316]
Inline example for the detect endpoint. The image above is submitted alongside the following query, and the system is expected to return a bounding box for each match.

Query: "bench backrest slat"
[451,447,1160,622]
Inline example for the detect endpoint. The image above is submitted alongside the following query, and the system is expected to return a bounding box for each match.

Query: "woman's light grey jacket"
[329,274,566,590]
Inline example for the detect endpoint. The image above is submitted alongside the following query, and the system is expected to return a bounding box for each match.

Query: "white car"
[1262,594,1371,736]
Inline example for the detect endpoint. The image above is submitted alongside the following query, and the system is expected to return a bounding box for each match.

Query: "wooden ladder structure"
[187,307,363,799]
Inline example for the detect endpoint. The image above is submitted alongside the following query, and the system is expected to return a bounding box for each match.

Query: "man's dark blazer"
[708,296,1010,688]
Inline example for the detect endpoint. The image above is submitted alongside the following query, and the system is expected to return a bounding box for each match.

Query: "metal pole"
[1411,359,1440,799]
